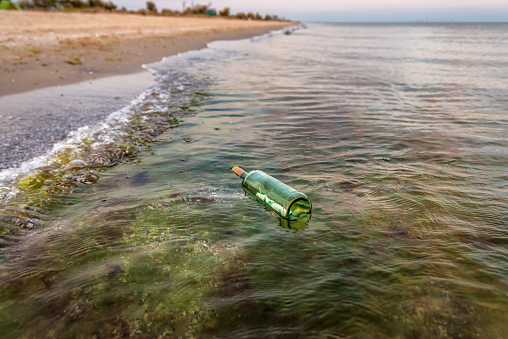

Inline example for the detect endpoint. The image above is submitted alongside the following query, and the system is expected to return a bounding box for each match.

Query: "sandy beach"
[0,11,291,96]
[0,11,292,170]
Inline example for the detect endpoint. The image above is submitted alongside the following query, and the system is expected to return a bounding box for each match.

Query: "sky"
[115,0,508,22]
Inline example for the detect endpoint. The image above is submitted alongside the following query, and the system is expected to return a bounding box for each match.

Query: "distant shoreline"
[0,11,292,96]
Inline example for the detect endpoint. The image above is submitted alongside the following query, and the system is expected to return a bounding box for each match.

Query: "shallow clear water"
[1,23,508,337]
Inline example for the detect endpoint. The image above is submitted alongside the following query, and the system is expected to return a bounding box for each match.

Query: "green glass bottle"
[232,166,312,221]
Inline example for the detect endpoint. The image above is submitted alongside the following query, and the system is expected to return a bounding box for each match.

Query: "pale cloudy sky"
[115,0,508,22]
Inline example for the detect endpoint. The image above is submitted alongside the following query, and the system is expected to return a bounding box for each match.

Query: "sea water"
[0,23,507,337]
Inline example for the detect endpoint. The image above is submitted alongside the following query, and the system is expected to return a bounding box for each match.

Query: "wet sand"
[0,72,154,171]
[0,11,293,171]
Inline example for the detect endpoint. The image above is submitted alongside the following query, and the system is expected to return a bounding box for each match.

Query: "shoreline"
[0,11,293,96]
[0,12,294,171]
[0,71,154,171]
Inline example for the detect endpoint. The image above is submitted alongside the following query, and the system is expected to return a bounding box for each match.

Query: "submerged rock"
[65,159,87,170]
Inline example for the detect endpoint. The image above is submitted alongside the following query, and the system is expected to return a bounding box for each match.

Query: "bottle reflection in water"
[279,215,311,231]
[232,166,312,221]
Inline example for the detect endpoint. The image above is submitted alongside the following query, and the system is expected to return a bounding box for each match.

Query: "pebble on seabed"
[65,159,87,170]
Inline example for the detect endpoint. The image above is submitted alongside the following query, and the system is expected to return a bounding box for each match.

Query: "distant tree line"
[17,0,117,10]
[15,0,283,21]
[143,2,279,21]
[235,12,275,21]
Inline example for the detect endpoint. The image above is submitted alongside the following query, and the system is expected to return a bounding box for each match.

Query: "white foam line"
[0,90,151,203]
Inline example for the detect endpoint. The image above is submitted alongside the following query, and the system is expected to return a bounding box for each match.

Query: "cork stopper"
[232,166,247,178]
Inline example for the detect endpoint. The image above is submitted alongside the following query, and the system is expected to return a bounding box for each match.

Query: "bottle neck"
[232,166,248,178]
